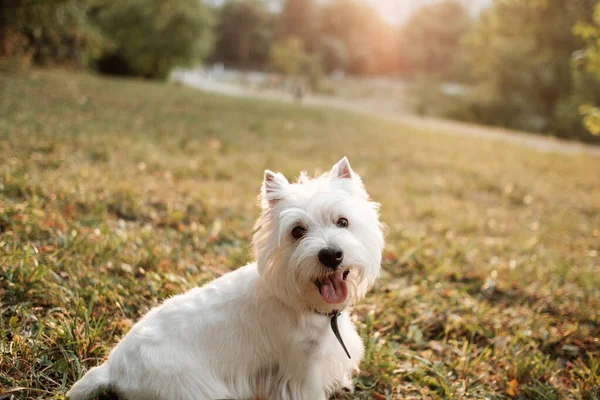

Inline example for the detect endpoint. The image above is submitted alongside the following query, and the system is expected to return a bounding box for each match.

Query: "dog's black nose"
[318,247,343,269]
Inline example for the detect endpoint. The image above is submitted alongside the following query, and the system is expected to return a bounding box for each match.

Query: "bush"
[0,28,33,71]
[463,0,596,140]
[211,0,272,69]
[301,55,324,92]
[406,77,475,119]
[269,37,308,77]
[318,36,348,74]
[91,0,214,79]
[554,71,600,143]
[0,0,104,67]
[566,0,600,140]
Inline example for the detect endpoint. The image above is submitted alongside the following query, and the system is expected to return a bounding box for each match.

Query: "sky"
[206,0,493,25]
[365,0,492,25]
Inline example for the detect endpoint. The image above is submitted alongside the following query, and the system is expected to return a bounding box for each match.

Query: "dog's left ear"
[330,156,354,180]
[330,157,368,197]
[261,170,289,208]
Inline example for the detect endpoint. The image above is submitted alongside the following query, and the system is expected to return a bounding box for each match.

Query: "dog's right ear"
[261,170,289,208]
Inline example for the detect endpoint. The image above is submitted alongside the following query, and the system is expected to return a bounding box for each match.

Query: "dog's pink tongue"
[319,270,347,304]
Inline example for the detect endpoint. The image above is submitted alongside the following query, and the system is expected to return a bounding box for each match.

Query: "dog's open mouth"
[314,269,349,304]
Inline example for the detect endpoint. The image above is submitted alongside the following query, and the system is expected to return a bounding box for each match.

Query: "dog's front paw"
[329,374,354,399]
[340,374,354,394]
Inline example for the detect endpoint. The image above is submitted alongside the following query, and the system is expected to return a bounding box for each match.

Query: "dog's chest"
[287,316,332,358]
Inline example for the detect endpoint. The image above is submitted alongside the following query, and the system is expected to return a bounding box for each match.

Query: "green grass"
[1,68,599,400]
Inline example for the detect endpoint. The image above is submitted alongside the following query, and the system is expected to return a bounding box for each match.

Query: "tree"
[0,0,104,66]
[92,0,214,79]
[464,0,596,134]
[278,0,319,52]
[400,1,471,80]
[212,0,272,69]
[317,36,348,73]
[572,1,600,136]
[320,0,398,75]
[269,36,307,77]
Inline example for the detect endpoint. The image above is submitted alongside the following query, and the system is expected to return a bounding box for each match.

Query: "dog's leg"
[340,372,354,393]
[269,362,326,400]
[299,367,327,400]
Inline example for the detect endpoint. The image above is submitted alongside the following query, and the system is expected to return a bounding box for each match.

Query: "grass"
[0,68,599,400]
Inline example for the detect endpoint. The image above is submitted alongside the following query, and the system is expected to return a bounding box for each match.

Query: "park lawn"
[0,68,599,400]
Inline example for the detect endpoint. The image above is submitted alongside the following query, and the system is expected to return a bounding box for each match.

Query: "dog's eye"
[336,218,349,228]
[291,226,306,240]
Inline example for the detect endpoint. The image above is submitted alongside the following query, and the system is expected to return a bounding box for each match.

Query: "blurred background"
[2,0,600,144]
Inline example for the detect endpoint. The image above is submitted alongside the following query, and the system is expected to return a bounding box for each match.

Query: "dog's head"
[253,157,384,314]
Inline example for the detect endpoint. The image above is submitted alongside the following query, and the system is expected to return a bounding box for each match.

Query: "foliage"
[464,0,596,135]
[319,0,399,75]
[405,76,465,117]
[269,36,308,76]
[317,36,348,73]
[400,0,472,81]
[91,0,214,79]
[0,0,215,79]
[1,68,599,399]
[207,0,397,76]
[0,0,104,67]
[211,0,272,69]
[278,0,320,52]
[580,104,600,134]
[301,54,325,92]
[554,70,600,142]
[269,36,324,91]
[571,1,600,136]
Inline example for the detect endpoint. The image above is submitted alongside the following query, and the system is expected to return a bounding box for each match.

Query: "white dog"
[68,157,384,400]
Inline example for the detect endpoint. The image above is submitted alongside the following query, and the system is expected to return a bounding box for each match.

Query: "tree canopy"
[92,0,214,79]
[573,1,600,135]
[464,0,597,135]
[320,0,398,74]
[211,0,272,69]
[400,0,471,80]
[0,0,104,66]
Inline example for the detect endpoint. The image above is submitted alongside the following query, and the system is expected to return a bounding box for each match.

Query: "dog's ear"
[330,157,369,198]
[262,170,289,208]
[330,157,353,180]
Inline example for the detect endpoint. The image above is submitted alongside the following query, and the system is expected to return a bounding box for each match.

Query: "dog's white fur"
[68,157,384,400]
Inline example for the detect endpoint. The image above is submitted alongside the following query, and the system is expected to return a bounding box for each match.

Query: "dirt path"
[174,71,600,157]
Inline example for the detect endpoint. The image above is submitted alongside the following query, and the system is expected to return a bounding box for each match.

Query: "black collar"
[314,308,341,317]
[314,310,351,359]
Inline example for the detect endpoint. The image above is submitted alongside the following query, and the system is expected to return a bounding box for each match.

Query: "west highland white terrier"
[68,157,384,400]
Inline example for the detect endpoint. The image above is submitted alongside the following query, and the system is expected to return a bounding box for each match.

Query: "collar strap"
[312,308,351,359]
[314,308,340,317]
[330,312,351,359]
